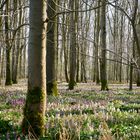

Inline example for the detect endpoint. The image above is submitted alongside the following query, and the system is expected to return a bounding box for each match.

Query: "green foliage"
[0,118,13,133]
[119,104,140,112]
[111,124,140,139]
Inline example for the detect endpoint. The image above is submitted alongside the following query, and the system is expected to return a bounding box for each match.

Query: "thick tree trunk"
[22,0,47,137]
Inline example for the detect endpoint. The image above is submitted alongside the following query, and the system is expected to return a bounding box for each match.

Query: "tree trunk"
[100,0,108,90]
[118,13,124,83]
[12,1,22,83]
[5,0,12,86]
[0,48,5,80]
[136,0,140,86]
[5,48,12,85]
[46,0,58,95]
[22,0,47,137]
[62,10,69,82]
[94,0,100,84]
[0,48,1,84]
[69,0,77,90]
[129,59,133,90]
[22,43,26,78]
[19,47,23,78]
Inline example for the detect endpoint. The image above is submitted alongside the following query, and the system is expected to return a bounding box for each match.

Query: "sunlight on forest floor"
[0,80,140,139]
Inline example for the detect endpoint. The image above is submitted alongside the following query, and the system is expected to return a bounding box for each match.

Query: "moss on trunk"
[47,81,58,96]
[22,87,46,137]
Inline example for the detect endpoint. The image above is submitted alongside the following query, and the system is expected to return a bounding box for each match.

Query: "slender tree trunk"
[94,0,100,84]
[1,49,5,80]
[23,44,26,78]
[46,0,58,95]
[62,10,69,82]
[76,44,80,82]
[19,47,23,78]
[0,48,1,84]
[129,59,133,90]
[75,0,79,82]
[69,0,77,90]
[11,0,17,83]
[5,0,12,85]
[100,0,108,90]
[0,16,1,84]
[12,1,22,83]
[56,0,59,81]
[118,14,124,83]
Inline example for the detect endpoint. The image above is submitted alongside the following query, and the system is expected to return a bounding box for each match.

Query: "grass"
[0,80,140,139]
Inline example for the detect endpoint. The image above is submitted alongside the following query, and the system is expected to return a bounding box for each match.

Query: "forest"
[0,0,140,139]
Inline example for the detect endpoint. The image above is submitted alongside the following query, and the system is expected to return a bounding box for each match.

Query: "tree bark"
[94,0,100,84]
[100,0,108,90]
[69,0,77,90]
[46,0,58,95]
[12,0,22,83]
[22,0,47,137]
[5,0,12,86]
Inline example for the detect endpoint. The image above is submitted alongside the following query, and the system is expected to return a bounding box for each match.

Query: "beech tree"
[22,0,47,137]
[100,0,108,90]
[93,0,100,84]
[46,0,58,95]
[136,0,140,86]
[5,0,12,85]
[12,0,23,84]
[69,0,77,90]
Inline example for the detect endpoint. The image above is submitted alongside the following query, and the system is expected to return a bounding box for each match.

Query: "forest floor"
[0,79,140,139]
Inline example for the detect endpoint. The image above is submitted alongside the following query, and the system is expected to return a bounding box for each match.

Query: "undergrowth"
[0,82,140,139]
